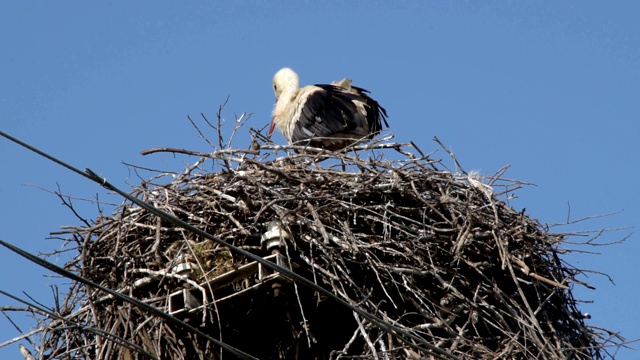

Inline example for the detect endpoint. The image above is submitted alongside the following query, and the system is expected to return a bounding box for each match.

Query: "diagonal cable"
[0,288,158,359]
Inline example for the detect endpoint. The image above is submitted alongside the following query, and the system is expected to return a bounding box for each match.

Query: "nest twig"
[4,109,624,359]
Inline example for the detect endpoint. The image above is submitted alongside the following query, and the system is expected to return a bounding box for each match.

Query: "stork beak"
[268,117,276,139]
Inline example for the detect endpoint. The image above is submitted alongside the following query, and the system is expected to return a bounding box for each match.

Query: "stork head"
[272,68,300,98]
[269,67,300,138]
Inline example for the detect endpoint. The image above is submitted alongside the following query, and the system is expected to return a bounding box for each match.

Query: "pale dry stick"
[377,335,391,360]
[281,240,313,349]
[509,255,569,290]
[130,269,208,305]
[398,276,440,328]
[133,310,159,338]
[28,183,120,209]
[175,156,208,183]
[296,249,340,282]
[503,257,562,358]
[335,327,362,359]
[19,344,34,360]
[222,210,251,235]
[452,223,472,255]
[433,136,467,175]
[230,156,295,180]
[362,208,425,234]
[301,234,356,293]
[409,180,451,223]
[2,307,41,353]
[308,221,350,250]
[99,311,119,359]
[202,187,238,203]
[139,146,260,157]
[305,201,332,245]
[363,251,399,309]
[137,328,159,359]
[486,164,511,186]
[214,99,229,149]
[0,306,46,348]
[150,216,163,259]
[198,97,230,136]
[354,311,380,360]
[226,112,252,149]
[186,114,216,150]
[259,140,412,156]
[0,325,43,349]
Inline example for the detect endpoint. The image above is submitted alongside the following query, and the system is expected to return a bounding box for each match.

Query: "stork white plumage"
[269,68,388,151]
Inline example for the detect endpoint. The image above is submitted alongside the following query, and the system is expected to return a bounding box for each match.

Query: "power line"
[0,288,159,360]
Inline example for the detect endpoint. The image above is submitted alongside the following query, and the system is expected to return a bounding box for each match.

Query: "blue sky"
[1,2,638,358]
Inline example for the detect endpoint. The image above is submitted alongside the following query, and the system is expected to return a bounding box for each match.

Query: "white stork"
[269,68,388,151]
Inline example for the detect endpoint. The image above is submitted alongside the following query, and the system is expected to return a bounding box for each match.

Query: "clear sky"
[1,2,638,359]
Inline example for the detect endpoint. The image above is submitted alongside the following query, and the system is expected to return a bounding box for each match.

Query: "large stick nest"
[32,118,618,359]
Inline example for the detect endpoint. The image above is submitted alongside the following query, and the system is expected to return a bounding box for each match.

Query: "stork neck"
[274,86,298,117]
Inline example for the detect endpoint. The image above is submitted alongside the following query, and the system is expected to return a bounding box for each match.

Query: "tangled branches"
[6,113,622,359]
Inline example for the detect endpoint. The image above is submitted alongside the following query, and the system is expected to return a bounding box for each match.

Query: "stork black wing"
[290,86,361,144]
[350,85,389,134]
